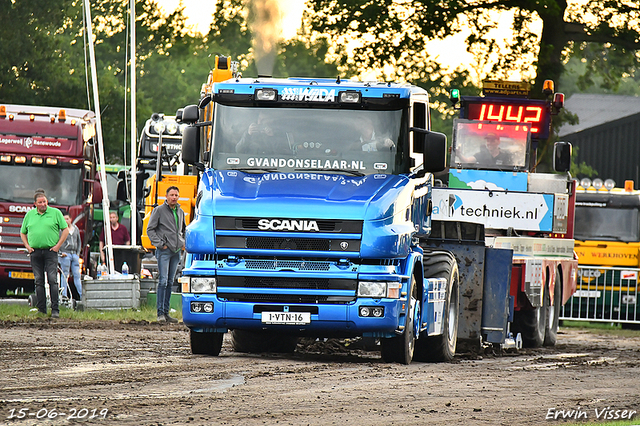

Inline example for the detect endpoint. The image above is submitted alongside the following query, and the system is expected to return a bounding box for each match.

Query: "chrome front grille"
[245,259,331,271]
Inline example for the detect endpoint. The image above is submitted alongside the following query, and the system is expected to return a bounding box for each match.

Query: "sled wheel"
[544,270,562,346]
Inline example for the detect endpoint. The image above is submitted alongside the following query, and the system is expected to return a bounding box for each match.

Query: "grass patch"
[560,320,640,338]
[0,302,177,322]
[574,421,639,426]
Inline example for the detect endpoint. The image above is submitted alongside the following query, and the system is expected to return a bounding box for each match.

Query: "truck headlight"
[189,277,217,293]
[358,281,402,299]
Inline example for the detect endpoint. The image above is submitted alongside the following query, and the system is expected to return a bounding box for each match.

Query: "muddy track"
[1,320,639,425]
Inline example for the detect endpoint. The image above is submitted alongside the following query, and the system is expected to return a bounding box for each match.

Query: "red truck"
[0,104,98,296]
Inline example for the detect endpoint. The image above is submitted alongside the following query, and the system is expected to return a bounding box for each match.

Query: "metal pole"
[84,0,115,275]
[154,131,163,206]
[130,0,137,247]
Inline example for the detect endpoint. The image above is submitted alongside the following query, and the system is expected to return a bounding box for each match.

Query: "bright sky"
[155,1,539,82]
[156,0,306,39]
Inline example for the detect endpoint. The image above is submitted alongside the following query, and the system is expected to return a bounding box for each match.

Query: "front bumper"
[182,293,406,338]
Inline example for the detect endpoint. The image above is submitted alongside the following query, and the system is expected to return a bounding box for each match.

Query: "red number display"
[464,98,550,139]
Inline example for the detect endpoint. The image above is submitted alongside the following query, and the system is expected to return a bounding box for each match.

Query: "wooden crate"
[81,278,140,310]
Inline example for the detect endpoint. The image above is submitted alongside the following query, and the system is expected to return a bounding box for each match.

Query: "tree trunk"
[533,0,569,95]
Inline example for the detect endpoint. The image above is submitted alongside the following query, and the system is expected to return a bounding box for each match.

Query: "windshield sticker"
[1,136,65,149]
[373,163,388,170]
[281,87,336,102]
[449,169,528,192]
[247,157,366,171]
[227,158,240,165]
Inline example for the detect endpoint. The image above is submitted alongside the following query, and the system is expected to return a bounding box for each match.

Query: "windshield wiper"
[294,168,365,177]
[234,167,278,174]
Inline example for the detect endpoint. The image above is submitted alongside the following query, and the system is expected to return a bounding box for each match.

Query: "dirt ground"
[1,320,639,426]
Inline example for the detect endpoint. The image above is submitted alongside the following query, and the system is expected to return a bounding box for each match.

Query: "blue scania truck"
[177,64,538,363]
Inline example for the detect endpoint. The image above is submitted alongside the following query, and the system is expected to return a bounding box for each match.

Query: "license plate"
[261,312,311,325]
[9,271,34,279]
[574,290,601,298]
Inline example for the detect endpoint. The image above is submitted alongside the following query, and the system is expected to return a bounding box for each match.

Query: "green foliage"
[308,0,640,162]
[0,302,164,322]
[0,0,341,163]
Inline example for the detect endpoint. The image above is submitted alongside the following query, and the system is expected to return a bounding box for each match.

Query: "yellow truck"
[140,56,237,250]
[564,178,640,328]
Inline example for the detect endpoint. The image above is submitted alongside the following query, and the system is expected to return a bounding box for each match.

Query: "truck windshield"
[209,106,406,175]
[0,165,83,206]
[451,120,530,171]
[574,206,640,242]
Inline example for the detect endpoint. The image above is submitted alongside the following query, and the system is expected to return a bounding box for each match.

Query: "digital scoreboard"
[461,97,551,140]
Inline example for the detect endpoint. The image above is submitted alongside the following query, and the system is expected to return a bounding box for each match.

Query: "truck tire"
[414,250,459,362]
[381,275,418,364]
[190,330,224,356]
[231,330,298,354]
[543,271,562,346]
[513,287,548,348]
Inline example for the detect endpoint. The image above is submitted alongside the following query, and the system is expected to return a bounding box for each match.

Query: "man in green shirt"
[20,190,69,317]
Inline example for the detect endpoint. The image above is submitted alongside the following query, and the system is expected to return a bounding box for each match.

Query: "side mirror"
[181,125,201,165]
[553,141,572,172]
[422,131,447,173]
[198,94,212,109]
[175,108,184,122]
[181,105,199,124]
[92,173,103,203]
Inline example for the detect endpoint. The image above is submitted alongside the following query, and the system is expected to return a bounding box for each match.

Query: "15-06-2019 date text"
[6,407,109,420]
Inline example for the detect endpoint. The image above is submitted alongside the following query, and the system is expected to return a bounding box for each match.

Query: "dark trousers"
[30,249,59,314]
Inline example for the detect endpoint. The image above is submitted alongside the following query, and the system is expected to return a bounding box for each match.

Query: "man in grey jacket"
[146,186,186,323]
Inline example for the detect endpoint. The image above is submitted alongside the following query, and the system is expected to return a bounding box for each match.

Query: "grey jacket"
[59,224,82,255]
[146,201,186,253]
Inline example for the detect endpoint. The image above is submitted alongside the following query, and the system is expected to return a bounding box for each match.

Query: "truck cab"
[178,76,459,364]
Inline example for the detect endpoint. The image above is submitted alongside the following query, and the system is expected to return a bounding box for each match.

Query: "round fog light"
[192,303,202,313]
[372,307,384,317]
[360,307,370,317]
[204,303,213,313]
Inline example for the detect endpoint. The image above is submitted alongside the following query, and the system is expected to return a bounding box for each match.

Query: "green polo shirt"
[20,206,68,249]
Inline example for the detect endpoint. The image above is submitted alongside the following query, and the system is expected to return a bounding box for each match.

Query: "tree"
[0,0,85,107]
[308,0,640,95]
[308,0,640,167]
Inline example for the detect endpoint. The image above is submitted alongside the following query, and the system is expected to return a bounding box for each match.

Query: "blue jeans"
[156,248,180,317]
[30,249,59,314]
[59,253,82,298]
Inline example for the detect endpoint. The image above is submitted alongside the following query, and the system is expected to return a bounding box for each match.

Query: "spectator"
[20,190,69,318]
[146,186,186,323]
[59,214,82,300]
[99,211,130,269]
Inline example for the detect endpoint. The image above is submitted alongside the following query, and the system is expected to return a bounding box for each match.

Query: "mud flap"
[481,247,513,344]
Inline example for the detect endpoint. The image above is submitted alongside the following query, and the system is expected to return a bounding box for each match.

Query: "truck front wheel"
[190,330,224,356]
[414,250,459,362]
[381,275,418,365]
